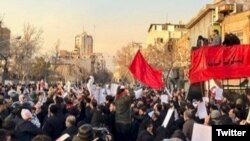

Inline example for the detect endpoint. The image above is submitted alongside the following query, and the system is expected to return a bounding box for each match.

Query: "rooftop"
[148,23,185,32]
[186,4,215,28]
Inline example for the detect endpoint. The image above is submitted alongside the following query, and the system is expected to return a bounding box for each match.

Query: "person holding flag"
[114,85,134,141]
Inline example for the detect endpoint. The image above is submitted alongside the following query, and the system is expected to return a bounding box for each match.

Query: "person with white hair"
[182,110,196,141]
[15,109,41,141]
[61,115,78,141]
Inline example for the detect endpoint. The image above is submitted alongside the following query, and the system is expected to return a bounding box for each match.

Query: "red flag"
[129,50,164,89]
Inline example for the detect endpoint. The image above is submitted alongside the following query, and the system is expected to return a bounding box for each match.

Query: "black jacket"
[42,114,66,140]
[62,126,78,141]
[15,120,41,141]
[137,130,154,141]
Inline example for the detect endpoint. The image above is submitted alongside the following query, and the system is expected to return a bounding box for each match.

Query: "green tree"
[114,42,140,83]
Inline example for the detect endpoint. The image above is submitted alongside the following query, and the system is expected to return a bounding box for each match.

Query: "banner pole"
[200,81,204,98]
[208,80,210,93]
[123,68,135,85]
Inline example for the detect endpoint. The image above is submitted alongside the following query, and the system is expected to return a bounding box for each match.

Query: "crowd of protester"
[0,79,249,141]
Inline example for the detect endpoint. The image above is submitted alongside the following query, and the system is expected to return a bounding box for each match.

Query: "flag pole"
[122,69,129,80]
[200,81,204,98]
[122,68,137,85]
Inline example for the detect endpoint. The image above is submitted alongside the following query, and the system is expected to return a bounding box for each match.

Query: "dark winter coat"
[42,114,66,140]
[15,120,41,141]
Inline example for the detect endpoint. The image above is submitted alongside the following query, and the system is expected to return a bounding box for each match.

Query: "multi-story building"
[146,23,187,47]
[187,0,250,48]
[212,0,250,44]
[75,32,93,59]
[186,4,216,48]
[186,0,250,90]
[59,50,71,59]
[53,31,108,82]
[105,55,115,72]
[0,22,11,54]
[90,53,106,73]
[221,10,250,44]
[214,0,250,11]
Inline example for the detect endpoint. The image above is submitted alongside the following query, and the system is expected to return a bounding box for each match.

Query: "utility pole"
[166,13,168,23]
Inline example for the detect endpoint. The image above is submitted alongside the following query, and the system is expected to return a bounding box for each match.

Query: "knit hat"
[21,109,32,120]
[73,124,93,141]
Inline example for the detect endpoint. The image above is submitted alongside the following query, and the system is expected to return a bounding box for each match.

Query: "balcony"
[218,4,234,13]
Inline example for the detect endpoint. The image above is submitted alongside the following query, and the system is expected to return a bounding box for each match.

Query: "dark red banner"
[189,45,250,83]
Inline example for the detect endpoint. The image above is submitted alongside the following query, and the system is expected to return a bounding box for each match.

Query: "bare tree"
[114,42,140,83]
[174,35,190,68]
[144,39,178,72]
[12,24,43,81]
[145,37,190,89]
[0,53,9,82]
[52,39,60,71]
[0,20,11,82]
[29,56,50,81]
[56,65,70,82]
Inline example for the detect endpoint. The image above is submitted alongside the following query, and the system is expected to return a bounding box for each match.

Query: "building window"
[156,25,162,31]
[162,25,168,30]
[155,38,163,43]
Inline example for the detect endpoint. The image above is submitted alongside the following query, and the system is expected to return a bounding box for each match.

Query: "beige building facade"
[214,0,250,11]
[90,53,106,73]
[187,0,250,48]
[221,10,250,44]
[186,0,250,90]
[186,4,217,48]
[59,50,71,58]
[146,23,186,47]
[75,32,93,59]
